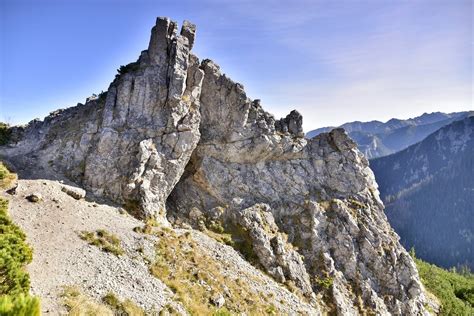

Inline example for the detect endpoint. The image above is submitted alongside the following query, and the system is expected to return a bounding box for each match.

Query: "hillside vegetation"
[414,253,474,315]
[0,163,40,315]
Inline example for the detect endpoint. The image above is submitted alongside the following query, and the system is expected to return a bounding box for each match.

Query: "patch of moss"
[314,276,333,290]
[79,229,124,256]
[203,228,234,247]
[348,198,366,210]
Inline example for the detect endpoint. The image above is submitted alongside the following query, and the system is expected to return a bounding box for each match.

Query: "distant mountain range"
[307,111,472,159]
[371,116,474,270]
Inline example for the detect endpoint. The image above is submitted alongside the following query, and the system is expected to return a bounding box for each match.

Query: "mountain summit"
[1,17,432,314]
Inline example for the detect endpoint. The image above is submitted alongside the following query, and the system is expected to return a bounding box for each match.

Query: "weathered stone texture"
[2,18,203,222]
[167,49,429,314]
[1,17,430,314]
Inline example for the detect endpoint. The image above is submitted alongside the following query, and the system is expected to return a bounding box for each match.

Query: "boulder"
[26,193,42,203]
[61,185,86,200]
[275,110,304,137]
[210,294,225,308]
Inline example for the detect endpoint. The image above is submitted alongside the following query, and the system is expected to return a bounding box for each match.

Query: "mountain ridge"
[307,111,471,158]
[371,116,474,270]
[1,17,431,315]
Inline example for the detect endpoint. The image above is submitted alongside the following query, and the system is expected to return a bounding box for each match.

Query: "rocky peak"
[3,18,204,222]
[1,17,430,315]
[180,20,196,49]
[275,110,304,137]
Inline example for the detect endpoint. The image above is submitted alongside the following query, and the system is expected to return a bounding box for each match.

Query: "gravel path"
[4,178,183,315]
[2,162,321,315]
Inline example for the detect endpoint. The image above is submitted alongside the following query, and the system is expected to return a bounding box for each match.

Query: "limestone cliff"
[1,17,430,315]
[3,18,203,221]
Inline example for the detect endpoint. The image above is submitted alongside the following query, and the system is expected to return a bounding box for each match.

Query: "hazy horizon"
[1,0,472,131]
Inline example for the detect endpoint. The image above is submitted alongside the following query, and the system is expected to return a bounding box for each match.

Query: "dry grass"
[150,230,278,315]
[133,218,159,234]
[62,286,113,316]
[102,292,144,316]
[62,287,145,316]
[78,229,124,256]
[0,162,16,189]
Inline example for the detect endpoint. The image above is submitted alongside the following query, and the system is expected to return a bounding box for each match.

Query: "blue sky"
[1,0,472,131]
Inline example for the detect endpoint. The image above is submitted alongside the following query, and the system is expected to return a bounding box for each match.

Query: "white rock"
[61,185,86,200]
[211,294,225,308]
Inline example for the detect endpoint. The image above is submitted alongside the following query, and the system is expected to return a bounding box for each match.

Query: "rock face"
[83,18,203,221]
[167,56,428,315]
[227,204,313,296]
[2,18,203,222]
[1,17,430,314]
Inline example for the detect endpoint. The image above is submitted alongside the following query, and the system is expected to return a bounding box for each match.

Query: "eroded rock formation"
[1,17,430,314]
[2,18,203,221]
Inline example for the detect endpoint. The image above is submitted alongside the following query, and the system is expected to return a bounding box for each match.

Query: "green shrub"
[0,294,40,316]
[0,197,39,315]
[415,257,474,315]
[315,276,334,290]
[116,62,140,78]
[0,123,11,146]
[0,198,33,296]
[98,91,108,104]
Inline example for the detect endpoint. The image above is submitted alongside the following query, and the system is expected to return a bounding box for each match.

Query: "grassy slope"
[0,162,40,315]
[415,256,474,315]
